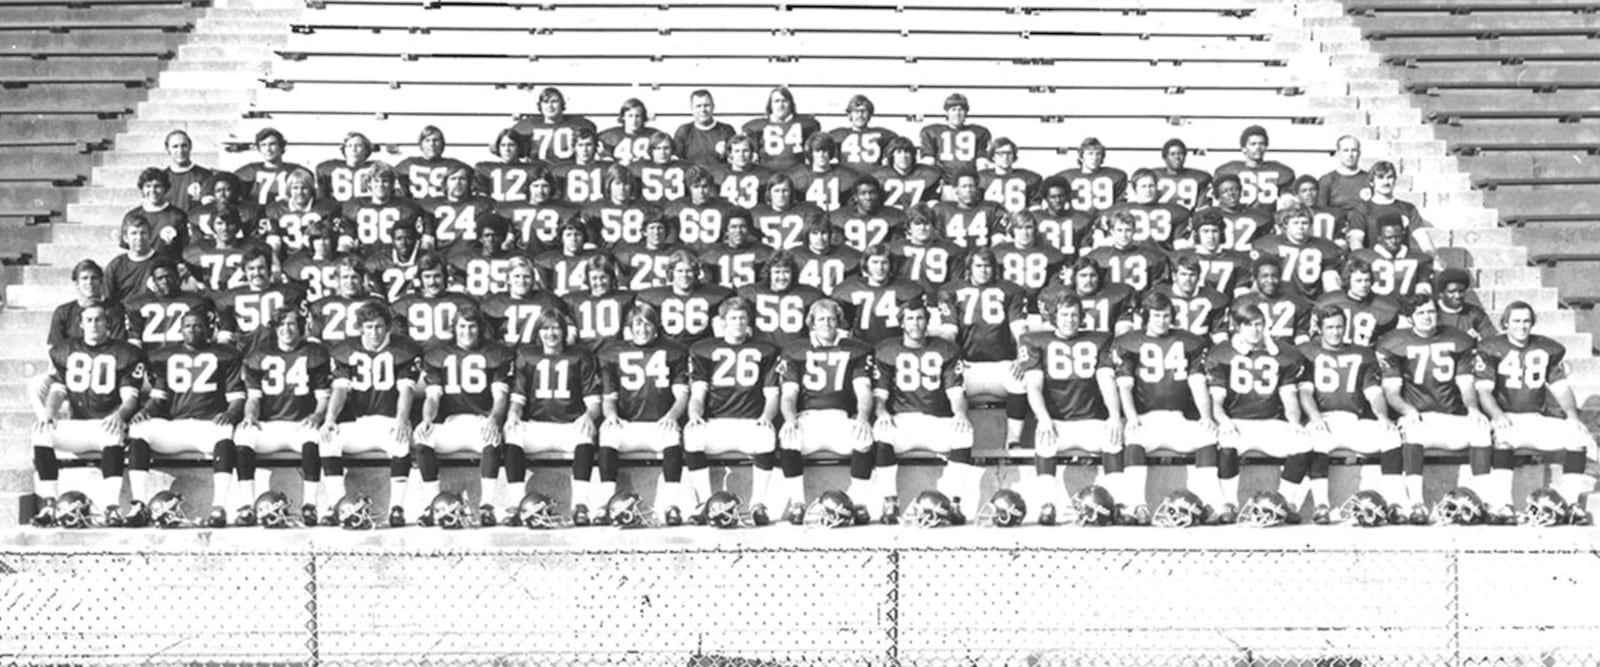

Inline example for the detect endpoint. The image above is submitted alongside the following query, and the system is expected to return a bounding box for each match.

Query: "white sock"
[749,466,773,510]
[594,479,617,509]
[300,480,317,510]
[1027,474,1056,521]
[784,474,806,510]
[687,466,712,507]
[495,470,513,508]
[571,477,592,510]
[211,472,232,511]
[1099,471,1126,505]
[938,462,984,518]
[1560,473,1595,502]
[1123,466,1149,509]
[1486,468,1514,508]
[421,480,441,507]
[100,475,124,510]
[1278,479,1305,509]
[1308,477,1331,509]
[390,476,408,512]
[1405,474,1425,507]
[846,475,875,519]
[128,469,150,503]
[322,475,346,513]
[35,478,59,503]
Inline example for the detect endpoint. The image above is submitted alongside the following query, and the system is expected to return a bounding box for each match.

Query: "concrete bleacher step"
[0,59,165,79]
[0,151,94,180]
[0,32,188,53]
[1486,190,1600,219]
[0,186,73,214]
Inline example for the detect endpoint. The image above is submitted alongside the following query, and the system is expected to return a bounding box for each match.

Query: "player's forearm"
[760,388,781,423]
[1296,386,1324,423]
[665,386,690,421]
[853,386,873,423]
[1096,372,1121,419]
[325,386,349,426]
[312,395,330,423]
[489,391,510,426]
[948,388,970,422]
[224,398,245,423]
[687,384,708,422]
[1383,386,1419,417]
[1117,383,1139,421]
[243,396,261,423]
[1279,389,1303,425]
[1474,386,1507,421]
[583,396,602,422]
[42,385,66,418]
[1207,388,1228,423]
[873,390,893,421]
[115,390,141,421]
[602,394,621,421]
[1456,377,1483,413]
[1189,376,1214,420]
[395,385,416,423]
[1553,382,1581,420]
[1025,385,1052,424]
[780,386,799,422]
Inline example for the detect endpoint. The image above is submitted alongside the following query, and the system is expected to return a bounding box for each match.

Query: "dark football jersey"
[737,283,825,348]
[1377,327,1477,415]
[614,242,683,291]
[829,126,899,172]
[749,201,826,250]
[125,292,220,347]
[343,198,432,248]
[1213,160,1296,212]
[308,294,384,344]
[564,290,636,350]
[218,285,307,353]
[146,342,246,420]
[937,279,1028,362]
[689,337,781,420]
[1036,283,1138,335]
[1251,235,1345,300]
[742,116,822,172]
[1319,170,1372,211]
[1297,341,1382,418]
[711,164,772,210]
[389,292,479,347]
[1153,284,1231,338]
[1349,247,1434,298]
[474,160,547,203]
[793,246,861,295]
[48,300,129,348]
[420,195,498,250]
[580,201,663,248]
[445,245,519,298]
[1439,304,1497,342]
[531,249,597,297]
[1056,167,1128,217]
[281,251,344,302]
[598,126,665,166]
[188,202,262,247]
[395,156,472,200]
[1313,292,1403,348]
[182,243,253,292]
[929,200,1008,249]
[511,345,601,423]
[552,160,607,205]
[1153,167,1212,211]
[481,291,570,346]
[1029,205,1097,259]
[1308,205,1349,244]
[638,285,735,346]
[314,158,381,203]
[244,341,333,422]
[1474,334,1569,417]
[513,115,598,163]
[829,205,907,253]
[497,200,578,251]
[1234,290,1316,346]
[674,121,737,167]
[887,239,965,292]
[920,123,992,182]
[872,164,944,210]
[992,243,1067,297]
[329,335,424,422]
[833,277,927,346]
[1172,248,1253,296]
[48,338,145,420]
[788,165,859,211]
[781,338,875,414]
[1206,343,1303,420]
[164,164,214,212]
[123,205,189,261]
[632,159,691,204]
[362,247,420,302]
[699,242,774,290]
[235,161,309,207]
[980,168,1042,214]
[1197,205,1274,252]
[874,337,963,418]
[1111,330,1210,418]
[1019,330,1114,421]
[1101,201,1191,252]
[599,338,690,421]
[422,342,514,420]
[1085,244,1171,296]
[260,199,347,255]
[665,198,749,249]
[1346,199,1424,247]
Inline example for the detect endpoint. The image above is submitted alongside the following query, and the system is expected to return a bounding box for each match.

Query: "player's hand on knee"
[1398,412,1422,431]
[952,415,972,434]
[1491,415,1512,432]
[1307,418,1329,434]
[754,416,774,431]
[686,414,706,428]
[414,422,434,442]
[33,418,55,433]
[654,416,677,434]
[482,420,503,446]
[396,424,416,448]
[129,410,151,426]
[875,413,896,433]
[101,413,127,436]
[238,418,259,432]
[574,416,597,439]
[1466,409,1488,428]
[1215,417,1238,438]
[852,417,872,442]
[212,412,236,428]
[779,421,800,445]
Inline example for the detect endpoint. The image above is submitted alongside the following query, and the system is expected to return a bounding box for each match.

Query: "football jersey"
[445,245,519,298]
[920,123,992,181]
[1197,205,1274,252]
[614,242,683,291]
[1112,330,1210,418]
[992,243,1067,297]
[362,247,421,302]
[163,164,214,212]
[781,337,875,414]
[980,168,1042,214]
[1085,244,1171,296]
[146,342,246,420]
[1234,290,1316,346]
[749,201,827,250]
[422,342,515,420]
[789,165,860,211]
[1213,160,1296,212]
[888,239,965,292]
[1349,247,1434,298]
[389,292,479,347]
[1313,292,1403,348]
[217,284,307,350]
[711,164,773,210]
[599,338,690,421]
[699,242,775,290]
[244,340,333,422]
[937,279,1028,362]
[513,115,598,163]
[1172,247,1253,296]
[1297,341,1382,418]
[1251,235,1345,300]
[674,121,737,167]
[1307,205,1350,244]
[632,159,691,204]
[329,335,424,422]
[188,202,262,247]
[1206,343,1304,420]
[1473,334,1569,417]
[1018,330,1114,421]
[420,195,498,250]
[665,198,749,250]
[598,126,665,166]
[474,160,547,203]
[688,337,782,420]
[1029,205,1097,258]
[819,125,891,171]
[793,245,862,295]
[125,291,221,347]
[1377,327,1477,415]
[308,294,384,344]
[511,345,601,422]
[833,277,927,346]
[1153,167,1212,211]
[742,115,823,172]
[580,201,664,248]
[637,285,735,346]
[343,198,432,247]
[395,156,472,200]
[1056,167,1128,217]
[496,199,579,251]
[1100,201,1191,251]
[314,158,381,203]
[1439,304,1497,342]
[480,291,571,346]
[564,289,637,350]
[1318,170,1372,211]
[1347,199,1424,247]
[872,164,944,209]
[1038,283,1137,335]
[48,338,145,420]
[874,337,964,418]
[929,200,1008,249]
[280,251,344,302]
[1153,284,1231,338]
[48,300,129,348]
[532,249,598,297]
[182,242,254,292]
[829,204,907,253]
[123,205,189,261]
[235,161,309,207]
[261,199,347,255]
[737,283,825,348]
[552,160,607,205]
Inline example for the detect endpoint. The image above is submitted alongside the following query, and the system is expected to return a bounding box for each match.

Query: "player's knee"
[127,438,152,470]
[33,446,59,481]
[212,440,236,474]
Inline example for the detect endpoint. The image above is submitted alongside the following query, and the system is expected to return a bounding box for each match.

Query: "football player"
[499,165,578,254]
[674,89,736,167]
[1212,125,1295,213]
[1313,259,1403,348]
[1021,294,1132,523]
[48,259,129,349]
[978,137,1041,215]
[128,308,244,526]
[1171,210,1253,296]
[1037,258,1137,336]
[125,167,190,261]
[475,128,542,203]
[280,219,347,302]
[261,168,348,262]
[778,299,877,521]
[1316,135,1371,211]
[788,133,859,211]
[1434,268,1497,341]
[1197,174,1274,252]
[233,127,307,207]
[1099,168,1191,252]
[750,172,826,251]
[742,86,821,173]
[632,135,690,205]
[1377,296,1495,519]
[887,207,965,292]
[991,210,1068,309]
[1475,302,1594,507]
[343,165,433,249]
[421,165,497,251]
[532,219,599,297]
[685,299,784,520]
[873,137,943,210]
[363,219,423,302]
[598,302,692,524]
[505,310,603,524]
[828,94,899,173]
[322,302,424,526]
[1054,137,1126,220]
[581,163,663,248]
[1293,175,1350,246]
[514,86,598,164]
[1085,211,1170,297]
[161,129,214,212]
[1151,138,1211,211]
[873,295,976,519]
[712,134,772,210]
[830,174,906,253]
[31,305,143,526]
[700,211,774,290]
[599,98,666,166]
[919,93,991,185]
[481,256,570,347]
[792,217,861,295]
[415,306,515,525]
[1297,305,1402,519]
[928,168,1009,249]
[396,125,472,200]
[188,172,260,247]
[1347,215,1435,298]
[1028,176,1096,259]
[217,247,308,355]
[444,216,518,298]
[1233,256,1315,347]
[307,256,382,345]
[125,257,227,349]
[389,252,478,348]
[565,253,637,350]
[1206,302,1313,520]
[315,131,384,204]
[667,165,749,250]
[551,128,607,205]
[1112,293,1223,515]
[237,306,332,523]
[637,250,734,346]
[1250,202,1345,300]
[933,250,1029,447]
[1152,255,1231,343]
[615,216,685,292]
[834,244,927,346]
[738,250,825,348]
[1345,161,1433,253]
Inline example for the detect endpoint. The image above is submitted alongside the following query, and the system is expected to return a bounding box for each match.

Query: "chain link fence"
[3,530,1599,666]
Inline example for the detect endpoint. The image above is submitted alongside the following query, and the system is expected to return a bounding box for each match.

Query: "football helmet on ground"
[606,491,650,529]
[696,491,745,529]
[1071,485,1119,527]
[253,491,293,528]
[903,490,961,528]
[148,491,188,529]
[424,492,470,529]
[977,489,1027,527]
[1520,488,1575,527]
[1238,491,1295,528]
[50,491,94,529]
[336,494,377,530]
[1339,490,1393,527]
[804,490,860,529]
[1153,490,1210,528]
[1431,488,1487,526]
[518,492,570,529]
